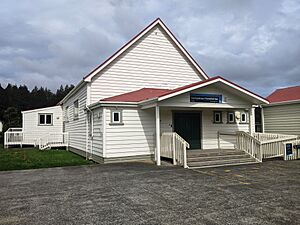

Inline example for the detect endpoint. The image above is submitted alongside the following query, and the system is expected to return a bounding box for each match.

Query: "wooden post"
[261,107,265,133]
[217,131,221,149]
[172,133,176,165]
[155,106,161,166]
[183,142,187,168]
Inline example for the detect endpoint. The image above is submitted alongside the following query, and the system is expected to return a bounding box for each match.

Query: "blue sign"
[286,143,293,156]
[190,93,222,103]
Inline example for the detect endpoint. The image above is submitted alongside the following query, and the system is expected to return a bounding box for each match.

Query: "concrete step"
[187,149,245,157]
[189,161,259,169]
[188,153,249,162]
[188,157,257,168]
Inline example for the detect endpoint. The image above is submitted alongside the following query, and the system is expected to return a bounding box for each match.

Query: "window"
[227,112,235,123]
[73,100,79,120]
[65,106,69,122]
[39,114,52,125]
[240,112,247,123]
[110,110,123,125]
[213,111,222,123]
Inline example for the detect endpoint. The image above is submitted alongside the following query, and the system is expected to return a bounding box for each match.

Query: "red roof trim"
[83,18,161,80]
[83,18,208,81]
[158,19,209,79]
[100,76,269,104]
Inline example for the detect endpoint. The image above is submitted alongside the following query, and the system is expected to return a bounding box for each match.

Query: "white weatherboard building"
[5,19,299,167]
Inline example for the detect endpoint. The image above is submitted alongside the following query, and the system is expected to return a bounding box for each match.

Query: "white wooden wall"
[91,107,103,157]
[202,109,249,149]
[22,106,63,144]
[263,103,300,135]
[63,84,87,152]
[90,25,204,103]
[105,107,155,158]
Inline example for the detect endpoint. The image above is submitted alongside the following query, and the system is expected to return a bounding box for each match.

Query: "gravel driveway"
[0,160,299,225]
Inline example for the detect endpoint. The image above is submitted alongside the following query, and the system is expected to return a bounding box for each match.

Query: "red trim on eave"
[158,19,209,79]
[83,18,161,80]
[158,76,268,102]
[158,76,221,97]
[83,18,208,81]
[216,76,269,103]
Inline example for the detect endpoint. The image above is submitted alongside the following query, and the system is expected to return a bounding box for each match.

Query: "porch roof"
[99,76,269,105]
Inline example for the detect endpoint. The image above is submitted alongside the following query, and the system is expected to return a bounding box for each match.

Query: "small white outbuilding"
[21,106,63,146]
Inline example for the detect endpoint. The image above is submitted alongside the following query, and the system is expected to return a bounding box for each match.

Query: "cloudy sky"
[0,0,299,96]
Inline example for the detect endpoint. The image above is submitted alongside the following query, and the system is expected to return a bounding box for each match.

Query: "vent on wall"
[223,96,228,103]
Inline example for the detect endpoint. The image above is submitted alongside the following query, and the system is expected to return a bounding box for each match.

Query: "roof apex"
[83,18,209,82]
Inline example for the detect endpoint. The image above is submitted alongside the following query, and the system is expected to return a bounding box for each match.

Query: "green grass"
[0,145,94,171]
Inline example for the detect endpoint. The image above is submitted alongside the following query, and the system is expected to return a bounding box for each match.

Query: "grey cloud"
[0,0,299,96]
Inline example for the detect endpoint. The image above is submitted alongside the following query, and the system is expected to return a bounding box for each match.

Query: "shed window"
[110,110,123,125]
[73,100,79,120]
[213,111,222,123]
[240,112,247,123]
[39,114,52,125]
[227,112,235,123]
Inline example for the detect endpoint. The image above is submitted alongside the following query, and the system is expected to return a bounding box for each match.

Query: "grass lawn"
[0,145,94,171]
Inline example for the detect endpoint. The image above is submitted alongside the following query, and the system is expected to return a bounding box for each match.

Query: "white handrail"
[4,130,24,148]
[236,131,262,162]
[236,131,299,160]
[161,132,190,168]
[39,132,69,150]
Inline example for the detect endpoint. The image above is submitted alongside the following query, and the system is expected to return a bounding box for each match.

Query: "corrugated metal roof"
[267,86,300,103]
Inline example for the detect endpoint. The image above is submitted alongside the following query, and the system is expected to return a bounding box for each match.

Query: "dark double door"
[173,112,201,149]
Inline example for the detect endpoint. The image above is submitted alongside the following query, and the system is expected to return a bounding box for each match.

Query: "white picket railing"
[253,132,297,142]
[237,131,299,160]
[161,132,190,168]
[39,132,69,150]
[4,128,24,148]
[236,131,262,162]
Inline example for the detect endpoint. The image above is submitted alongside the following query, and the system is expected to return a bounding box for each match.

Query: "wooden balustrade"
[161,132,190,168]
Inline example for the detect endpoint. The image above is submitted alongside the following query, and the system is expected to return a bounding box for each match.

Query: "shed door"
[173,112,201,149]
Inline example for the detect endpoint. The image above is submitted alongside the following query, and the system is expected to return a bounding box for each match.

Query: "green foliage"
[0,146,93,171]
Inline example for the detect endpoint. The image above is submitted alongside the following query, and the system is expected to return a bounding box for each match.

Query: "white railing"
[39,132,69,150]
[4,128,24,148]
[237,131,299,160]
[161,132,190,168]
[236,131,262,162]
[253,132,298,142]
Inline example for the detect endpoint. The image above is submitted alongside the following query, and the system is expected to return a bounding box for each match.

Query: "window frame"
[73,100,79,120]
[38,113,53,126]
[227,111,236,124]
[240,112,248,124]
[213,111,223,124]
[110,110,124,125]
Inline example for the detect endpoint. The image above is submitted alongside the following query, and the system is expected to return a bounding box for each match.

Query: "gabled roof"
[267,85,300,103]
[100,76,269,105]
[83,18,208,82]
